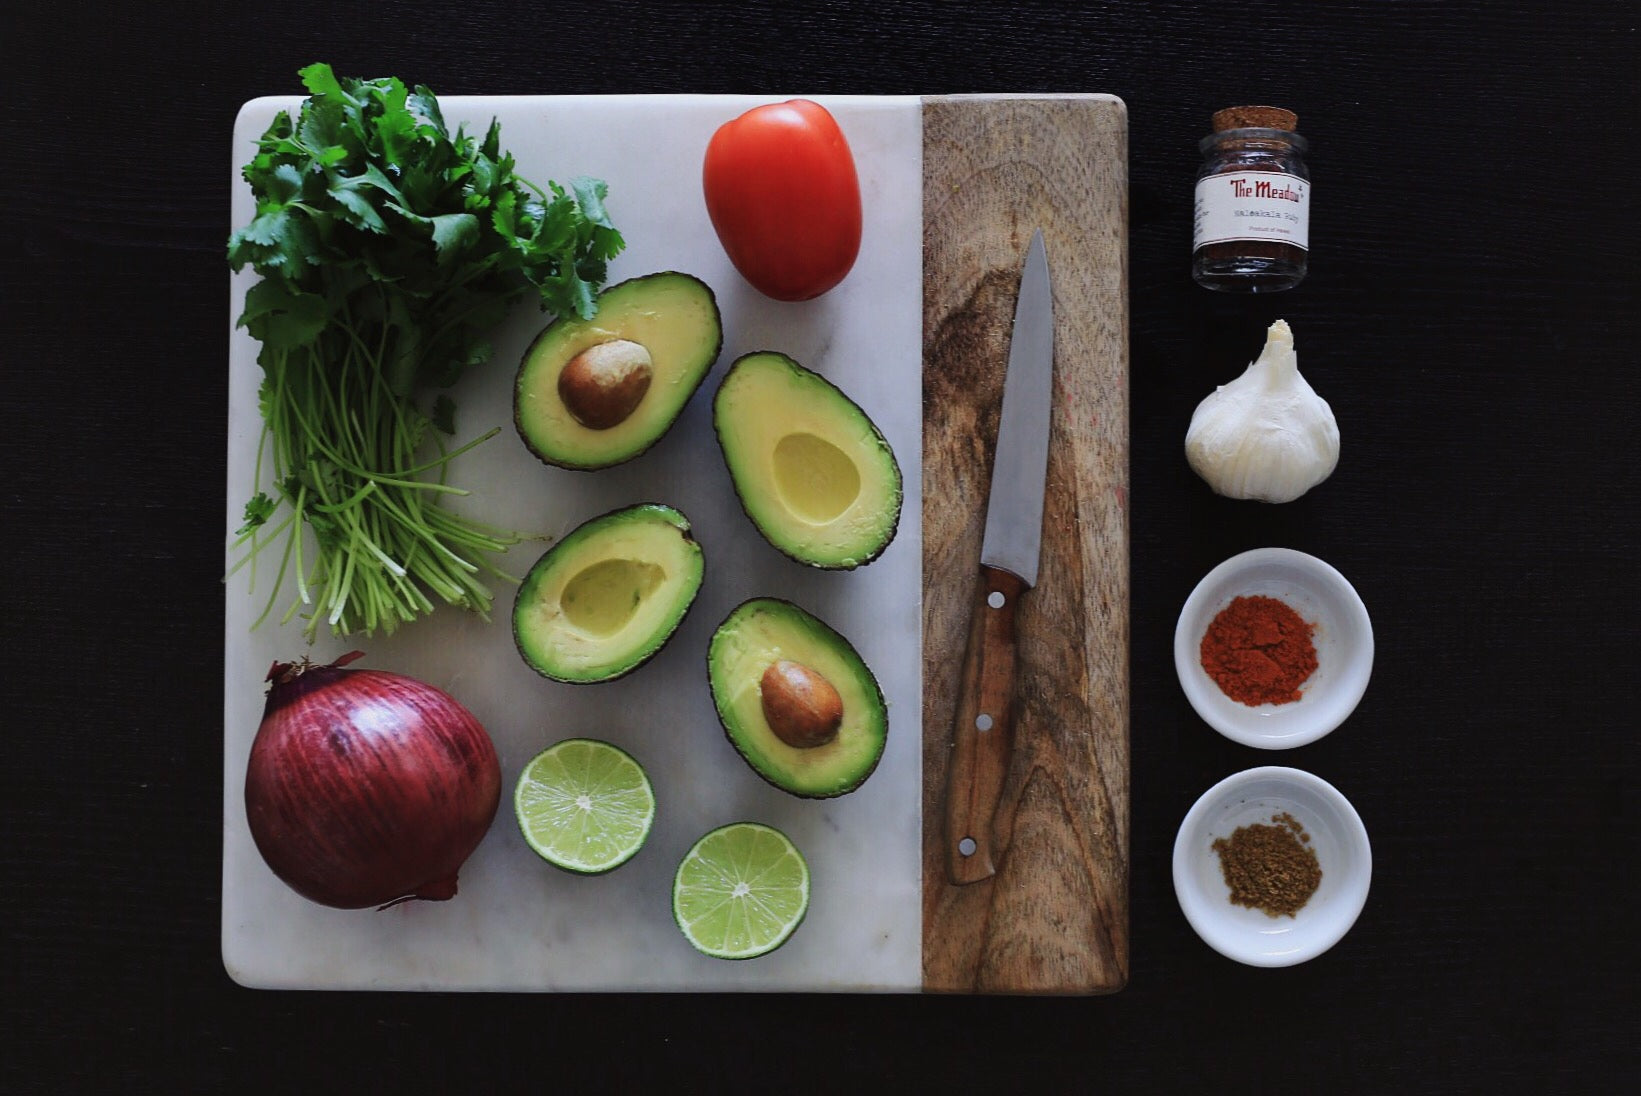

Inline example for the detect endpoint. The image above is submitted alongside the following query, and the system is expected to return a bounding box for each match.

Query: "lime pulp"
[514,738,656,874]
[672,821,810,959]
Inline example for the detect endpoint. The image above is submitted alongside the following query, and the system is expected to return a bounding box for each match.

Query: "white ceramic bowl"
[1174,547,1373,749]
[1173,766,1371,967]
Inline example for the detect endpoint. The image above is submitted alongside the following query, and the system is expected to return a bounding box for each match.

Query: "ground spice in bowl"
[1211,812,1322,917]
[1199,594,1317,706]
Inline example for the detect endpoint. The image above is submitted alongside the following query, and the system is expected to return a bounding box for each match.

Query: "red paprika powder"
[1199,595,1317,706]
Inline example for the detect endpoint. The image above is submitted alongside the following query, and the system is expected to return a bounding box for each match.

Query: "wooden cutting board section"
[921,95,1130,994]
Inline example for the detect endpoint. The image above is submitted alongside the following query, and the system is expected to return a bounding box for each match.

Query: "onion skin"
[245,652,501,910]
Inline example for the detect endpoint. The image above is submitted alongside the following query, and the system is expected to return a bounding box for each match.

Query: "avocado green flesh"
[708,598,887,798]
[516,272,722,470]
[514,504,703,683]
[713,352,902,569]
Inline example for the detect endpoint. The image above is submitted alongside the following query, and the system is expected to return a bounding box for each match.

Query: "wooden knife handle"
[944,565,1029,884]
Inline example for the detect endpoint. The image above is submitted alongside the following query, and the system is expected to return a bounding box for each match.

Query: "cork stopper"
[1212,105,1298,132]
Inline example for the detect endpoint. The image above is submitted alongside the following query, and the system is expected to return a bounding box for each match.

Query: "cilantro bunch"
[228,63,624,640]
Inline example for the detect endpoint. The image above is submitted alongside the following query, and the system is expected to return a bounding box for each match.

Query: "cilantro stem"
[228,334,521,641]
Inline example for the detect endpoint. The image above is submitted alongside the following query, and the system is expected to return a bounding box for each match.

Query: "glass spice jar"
[1191,105,1310,292]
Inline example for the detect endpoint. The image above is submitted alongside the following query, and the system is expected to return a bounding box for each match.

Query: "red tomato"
[702,99,863,302]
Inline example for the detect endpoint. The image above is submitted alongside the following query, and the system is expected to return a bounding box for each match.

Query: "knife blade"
[945,228,1055,885]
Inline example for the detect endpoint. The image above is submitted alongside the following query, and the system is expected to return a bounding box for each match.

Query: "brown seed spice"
[1211,812,1323,918]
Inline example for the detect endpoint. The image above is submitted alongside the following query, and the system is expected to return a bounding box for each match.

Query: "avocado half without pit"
[708,597,888,798]
[713,351,902,570]
[516,272,723,470]
[513,503,704,683]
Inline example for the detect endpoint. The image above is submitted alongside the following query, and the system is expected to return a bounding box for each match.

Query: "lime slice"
[514,739,656,874]
[672,821,810,959]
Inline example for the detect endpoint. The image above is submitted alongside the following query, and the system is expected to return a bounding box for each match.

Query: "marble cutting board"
[222,93,1129,994]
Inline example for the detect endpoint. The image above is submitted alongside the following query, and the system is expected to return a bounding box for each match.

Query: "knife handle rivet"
[958,837,977,857]
[988,591,1006,609]
[975,714,993,732]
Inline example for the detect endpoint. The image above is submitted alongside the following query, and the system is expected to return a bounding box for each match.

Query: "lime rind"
[672,821,810,960]
[514,739,656,874]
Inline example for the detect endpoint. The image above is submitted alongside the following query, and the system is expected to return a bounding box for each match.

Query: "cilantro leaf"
[329,185,387,233]
[236,492,278,536]
[297,61,345,102]
[409,84,447,135]
[429,211,479,259]
[570,176,615,230]
[237,280,328,349]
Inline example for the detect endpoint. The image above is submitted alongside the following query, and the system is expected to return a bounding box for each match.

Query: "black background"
[8,0,1637,1091]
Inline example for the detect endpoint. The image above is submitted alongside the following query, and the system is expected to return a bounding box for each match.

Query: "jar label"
[1193,171,1310,251]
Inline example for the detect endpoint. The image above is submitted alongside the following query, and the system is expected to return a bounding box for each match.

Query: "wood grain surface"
[920,95,1131,994]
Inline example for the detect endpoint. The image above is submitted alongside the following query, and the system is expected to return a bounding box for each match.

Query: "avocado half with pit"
[515,272,722,470]
[712,351,902,569]
[513,503,704,683]
[707,597,887,799]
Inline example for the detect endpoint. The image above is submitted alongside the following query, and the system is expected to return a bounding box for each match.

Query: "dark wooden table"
[8,1,1636,1089]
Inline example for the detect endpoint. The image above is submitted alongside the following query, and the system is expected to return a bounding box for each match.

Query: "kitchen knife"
[945,228,1054,885]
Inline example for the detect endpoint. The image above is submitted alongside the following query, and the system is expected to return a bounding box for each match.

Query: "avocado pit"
[558,339,654,429]
[760,659,844,748]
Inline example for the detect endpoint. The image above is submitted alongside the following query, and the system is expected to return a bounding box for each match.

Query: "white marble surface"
[222,94,925,991]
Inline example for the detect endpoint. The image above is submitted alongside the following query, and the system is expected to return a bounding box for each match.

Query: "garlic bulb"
[1184,320,1339,503]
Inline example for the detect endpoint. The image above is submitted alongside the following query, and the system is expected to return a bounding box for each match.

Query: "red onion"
[245,651,501,910]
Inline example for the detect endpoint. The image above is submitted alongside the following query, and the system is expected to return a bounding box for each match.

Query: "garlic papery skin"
[1184,319,1340,503]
